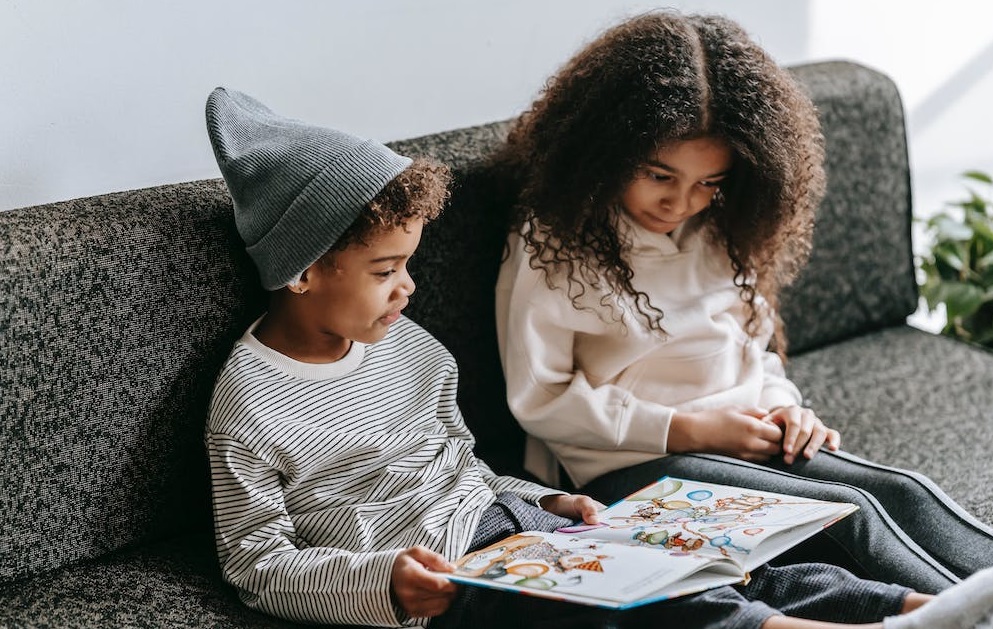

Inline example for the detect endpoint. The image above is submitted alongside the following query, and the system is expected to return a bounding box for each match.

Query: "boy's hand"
[763,405,841,464]
[669,407,784,461]
[539,493,606,524]
[391,546,458,618]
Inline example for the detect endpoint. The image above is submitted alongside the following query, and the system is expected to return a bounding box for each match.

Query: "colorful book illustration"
[447,477,858,609]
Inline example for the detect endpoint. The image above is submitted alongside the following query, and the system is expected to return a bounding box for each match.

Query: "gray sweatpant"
[582,450,993,594]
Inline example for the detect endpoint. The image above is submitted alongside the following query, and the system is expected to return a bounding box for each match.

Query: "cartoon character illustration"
[455,534,546,578]
[455,534,613,585]
[633,529,704,552]
[713,494,781,514]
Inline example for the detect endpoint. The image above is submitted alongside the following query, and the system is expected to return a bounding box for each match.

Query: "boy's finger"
[407,545,455,573]
[579,497,604,524]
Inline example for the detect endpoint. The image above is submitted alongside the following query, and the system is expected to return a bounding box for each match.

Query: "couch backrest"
[779,61,918,354]
[0,183,267,582]
[387,122,522,474]
[0,60,917,583]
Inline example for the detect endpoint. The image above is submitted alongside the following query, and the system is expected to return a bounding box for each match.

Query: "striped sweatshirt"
[206,316,558,627]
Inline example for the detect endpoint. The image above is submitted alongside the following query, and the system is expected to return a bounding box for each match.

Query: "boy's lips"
[380,301,408,325]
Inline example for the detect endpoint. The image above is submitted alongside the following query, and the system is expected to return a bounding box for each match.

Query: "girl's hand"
[668,407,784,461]
[539,493,606,524]
[391,546,458,618]
[763,405,841,464]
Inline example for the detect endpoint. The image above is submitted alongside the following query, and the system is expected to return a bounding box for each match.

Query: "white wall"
[3,2,991,257]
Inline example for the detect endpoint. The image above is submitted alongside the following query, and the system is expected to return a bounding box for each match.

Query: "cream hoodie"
[495,213,802,487]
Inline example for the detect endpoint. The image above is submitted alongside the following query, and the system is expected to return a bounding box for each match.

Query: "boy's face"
[303,218,424,345]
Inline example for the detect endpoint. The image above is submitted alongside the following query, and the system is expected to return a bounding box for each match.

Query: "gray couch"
[2,61,992,628]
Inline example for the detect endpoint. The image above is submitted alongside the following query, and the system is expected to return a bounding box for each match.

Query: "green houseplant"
[919,170,993,347]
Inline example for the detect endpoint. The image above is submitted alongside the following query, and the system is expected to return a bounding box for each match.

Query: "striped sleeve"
[475,456,565,506]
[207,432,405,627]
[428,354,564,507]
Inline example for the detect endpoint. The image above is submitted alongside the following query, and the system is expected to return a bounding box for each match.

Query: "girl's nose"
[666,188,693,217]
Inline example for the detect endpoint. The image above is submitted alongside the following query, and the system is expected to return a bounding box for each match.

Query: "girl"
[494,10,993,597]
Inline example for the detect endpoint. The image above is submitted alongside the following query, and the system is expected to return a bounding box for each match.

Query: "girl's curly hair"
[494,11,825,357]
[329,157,451,253]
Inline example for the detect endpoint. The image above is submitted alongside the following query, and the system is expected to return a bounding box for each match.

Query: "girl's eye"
[374,269,396,278]
[700,180,722,188]
[648,171,670,182]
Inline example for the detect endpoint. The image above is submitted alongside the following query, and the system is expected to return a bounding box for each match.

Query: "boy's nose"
[401,269,416,297]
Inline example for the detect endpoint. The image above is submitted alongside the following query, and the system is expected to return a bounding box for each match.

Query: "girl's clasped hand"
[669,405,841,464]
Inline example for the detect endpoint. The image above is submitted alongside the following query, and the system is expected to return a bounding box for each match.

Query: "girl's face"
[620,136,733,234]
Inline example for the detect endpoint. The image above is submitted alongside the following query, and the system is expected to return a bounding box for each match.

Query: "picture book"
[447,477,857,609]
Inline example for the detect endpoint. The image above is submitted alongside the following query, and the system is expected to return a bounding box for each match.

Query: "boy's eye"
[700,180,721,188]
[374,269,396,278]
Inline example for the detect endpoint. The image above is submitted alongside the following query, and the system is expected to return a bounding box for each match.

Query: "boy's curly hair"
[329,157,451,252]
[495,11,825,357]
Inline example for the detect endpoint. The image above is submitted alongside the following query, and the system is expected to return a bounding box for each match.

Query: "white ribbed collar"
[239,315,366,381]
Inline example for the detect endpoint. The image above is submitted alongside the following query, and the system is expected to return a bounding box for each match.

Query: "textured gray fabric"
[780,62,918,354]
[206,87,412,290]
[0,180,266,583]
[390,122,525,472]
[469,492,573,551]
[787,325,993,527]
[0,535,317,629]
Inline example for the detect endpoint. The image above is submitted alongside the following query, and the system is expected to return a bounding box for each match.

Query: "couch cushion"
[788,326,993,526]
[0,535,308,629]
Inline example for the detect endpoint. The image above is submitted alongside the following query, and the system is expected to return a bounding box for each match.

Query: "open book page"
[448,530,743,609]
[562,477,858,572]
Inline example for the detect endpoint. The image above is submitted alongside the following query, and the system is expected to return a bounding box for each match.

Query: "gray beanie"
[205,87,412,290]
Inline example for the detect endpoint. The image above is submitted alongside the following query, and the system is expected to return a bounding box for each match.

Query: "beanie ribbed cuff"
[246,142,411,290]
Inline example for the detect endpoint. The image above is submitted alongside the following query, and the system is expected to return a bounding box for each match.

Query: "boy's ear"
[289,266,314,295]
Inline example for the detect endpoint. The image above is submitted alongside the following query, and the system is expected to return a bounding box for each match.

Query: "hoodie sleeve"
[758,349,804,410]
[496,245,675,458]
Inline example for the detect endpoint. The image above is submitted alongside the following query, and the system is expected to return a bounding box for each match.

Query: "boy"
[203,88,601,628]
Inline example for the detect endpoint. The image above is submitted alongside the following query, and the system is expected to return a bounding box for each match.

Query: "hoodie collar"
[616,209,699,256]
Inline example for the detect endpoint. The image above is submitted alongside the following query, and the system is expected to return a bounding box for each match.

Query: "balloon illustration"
[506,563,549,577]
[744,528,764,536]
[686,489,713,501]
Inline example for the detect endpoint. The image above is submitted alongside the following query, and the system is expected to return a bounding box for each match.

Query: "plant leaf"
[932,241,965,273]
[938,281,986,319]
[963,170,993,185]
[931,215,974,241]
